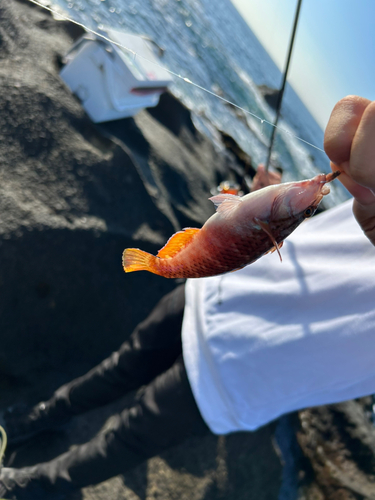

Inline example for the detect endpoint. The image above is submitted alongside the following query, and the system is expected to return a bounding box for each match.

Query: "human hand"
[324,96,375,246]
[250,164,282,192]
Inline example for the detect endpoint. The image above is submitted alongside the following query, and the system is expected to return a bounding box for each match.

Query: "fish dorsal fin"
[157,228,200,259]
[209,194,242,218]
[254,217,283,262]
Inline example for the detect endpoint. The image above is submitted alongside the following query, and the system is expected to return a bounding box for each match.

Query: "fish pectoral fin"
[157,228,200,259]
[254,217,283,263]
[265,241,284,256]
[209,194,242,218]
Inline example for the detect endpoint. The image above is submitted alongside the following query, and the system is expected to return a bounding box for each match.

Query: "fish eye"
[303,206,315,218]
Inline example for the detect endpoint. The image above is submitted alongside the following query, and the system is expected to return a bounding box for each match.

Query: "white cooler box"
[60,28,173,123]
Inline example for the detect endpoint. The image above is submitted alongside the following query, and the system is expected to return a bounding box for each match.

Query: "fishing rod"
[265,0,303,172]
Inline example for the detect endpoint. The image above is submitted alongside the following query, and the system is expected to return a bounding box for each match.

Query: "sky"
[230,0,375,129]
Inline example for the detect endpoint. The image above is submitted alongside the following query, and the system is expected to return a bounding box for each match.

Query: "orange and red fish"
[122,171,340,279]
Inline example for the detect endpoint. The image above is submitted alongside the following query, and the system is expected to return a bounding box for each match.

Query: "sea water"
[51,0,349,205]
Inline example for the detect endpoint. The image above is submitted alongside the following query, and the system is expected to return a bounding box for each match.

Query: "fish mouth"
[315,170,341,202]
[313,170,341,208]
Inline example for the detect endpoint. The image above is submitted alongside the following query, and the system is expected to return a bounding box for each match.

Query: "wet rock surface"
[257,84,281,111]
[0,1,374,499]
[296,399,375,499]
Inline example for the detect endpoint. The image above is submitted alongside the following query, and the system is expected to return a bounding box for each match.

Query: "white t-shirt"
[182,199,375,434]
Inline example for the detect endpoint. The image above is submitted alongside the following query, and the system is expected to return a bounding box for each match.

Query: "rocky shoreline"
[1,1,375,499]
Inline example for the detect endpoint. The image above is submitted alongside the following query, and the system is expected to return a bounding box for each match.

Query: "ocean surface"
[51,0,349,206]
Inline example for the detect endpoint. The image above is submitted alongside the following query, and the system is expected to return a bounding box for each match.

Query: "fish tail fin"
[122,248,158,274]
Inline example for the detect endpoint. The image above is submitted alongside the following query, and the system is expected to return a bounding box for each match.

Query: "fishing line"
[28,0,325,154]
